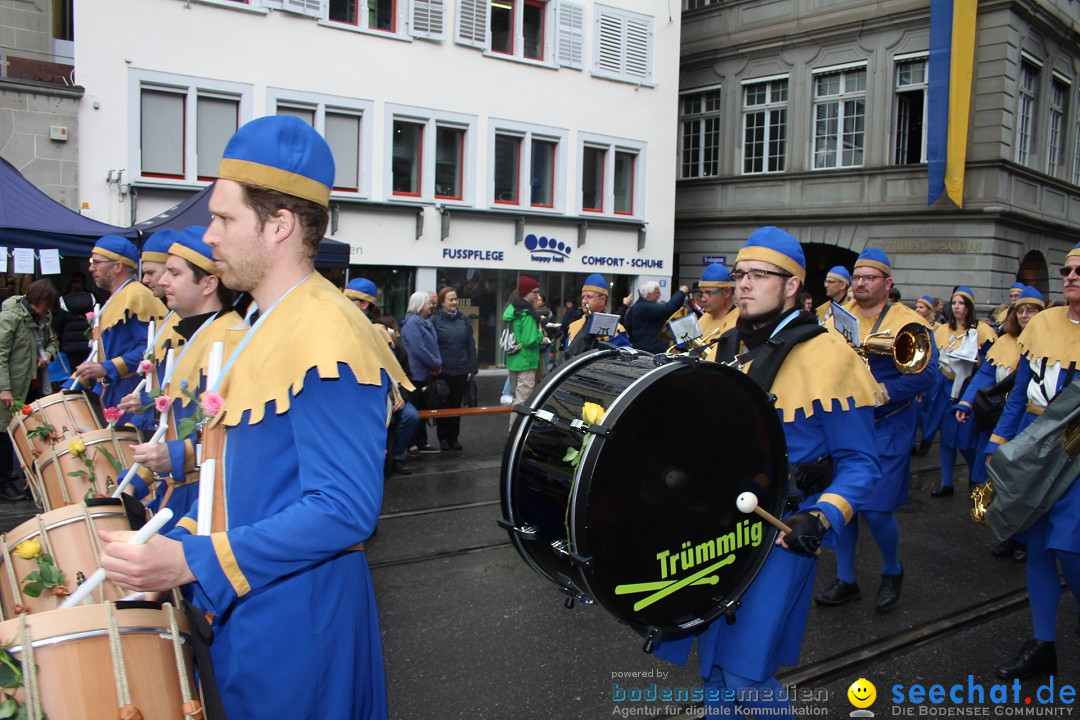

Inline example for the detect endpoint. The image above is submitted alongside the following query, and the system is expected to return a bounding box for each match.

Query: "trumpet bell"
[971,480,995,527]
[860,322,932,375]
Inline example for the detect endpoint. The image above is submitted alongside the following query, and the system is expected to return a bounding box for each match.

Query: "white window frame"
[740,75,788,175]
[1046,73,1070,177]
[679,84,722,179]
[577,132,645,218]
[1015,55,1041,167]
[593,5,653,86]
[892,53,928,165]
[383,104,477,205]
[811,61,867,170]
[129,70,253,187]
[488,119,568,212]
[319,0,415,40]
[266,88,374,198]
[483,0,557,67]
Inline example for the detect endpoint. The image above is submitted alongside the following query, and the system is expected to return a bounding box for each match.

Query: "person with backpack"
[501,276,543,420]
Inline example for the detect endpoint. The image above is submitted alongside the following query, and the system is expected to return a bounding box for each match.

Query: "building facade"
[676,0,1080,313]
[74,0,681,365]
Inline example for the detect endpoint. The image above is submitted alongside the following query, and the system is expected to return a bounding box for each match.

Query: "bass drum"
[500,349,788,641]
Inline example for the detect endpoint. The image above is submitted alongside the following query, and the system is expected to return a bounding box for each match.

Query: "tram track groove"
[368,540,512,570]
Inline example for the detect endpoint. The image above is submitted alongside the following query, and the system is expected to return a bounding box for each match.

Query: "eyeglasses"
[88,259,116,268]
[1058,266,1080,278]
[851,273,887,284]
[730,269,792,283]
[581,293,601,301]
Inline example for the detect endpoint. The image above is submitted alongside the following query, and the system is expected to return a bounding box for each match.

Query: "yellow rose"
[581,402,606,425]
[68,439,86,456]
[13,538,41,560]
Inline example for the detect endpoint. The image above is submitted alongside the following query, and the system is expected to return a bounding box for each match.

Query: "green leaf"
[177,417,197,441]
[67,471,87,479]
[39,565,59,585]
[21,582,43,598]
[0,652,22,689]
[21,571,40,583]
[0,695,19,718]
[96,446,123,474]
[39,554,52,565]
[562,447,579,463]
[147,388,163,399]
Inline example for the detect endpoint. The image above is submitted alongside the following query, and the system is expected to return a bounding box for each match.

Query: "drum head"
[572,359,787,635]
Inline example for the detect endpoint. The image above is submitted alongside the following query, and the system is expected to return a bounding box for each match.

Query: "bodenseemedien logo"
[891,676,1076,716]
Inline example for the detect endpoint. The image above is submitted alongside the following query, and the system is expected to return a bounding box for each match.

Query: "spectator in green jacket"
[501,276,544,424]
[0,279,60,500]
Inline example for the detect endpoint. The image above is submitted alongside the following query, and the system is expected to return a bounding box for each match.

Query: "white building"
[74,0,682,365]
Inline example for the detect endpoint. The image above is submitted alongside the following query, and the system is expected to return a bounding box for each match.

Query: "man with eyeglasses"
[986,242,1080,680]
[816,248,938,613]
[993,281,1026,325]
[815,265,851,324]
[696,262,738,342]
[563,273,629,359]
[66,235,167,422]
[657,226,882,720]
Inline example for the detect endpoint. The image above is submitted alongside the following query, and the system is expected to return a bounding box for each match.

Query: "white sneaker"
[500,394,513,405]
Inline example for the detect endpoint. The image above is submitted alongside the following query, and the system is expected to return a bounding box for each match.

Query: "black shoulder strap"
[745,322,827,393]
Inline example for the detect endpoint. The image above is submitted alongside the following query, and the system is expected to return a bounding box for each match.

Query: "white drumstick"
[736,491,792,533]
[59,508,174,609]
[111,423,169,497]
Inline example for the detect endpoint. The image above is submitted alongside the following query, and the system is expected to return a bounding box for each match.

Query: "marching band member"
[696,262,738,342]
[99,116,405,719]
[816,248,938,612]
[989,244,1080,680]
[657,227,882,719]
[815,265,850,324]
[67,235,167,425]
[993,282,1025,325]
[564,273,630,358]
[139,229,177,300]
[931,287,997,497]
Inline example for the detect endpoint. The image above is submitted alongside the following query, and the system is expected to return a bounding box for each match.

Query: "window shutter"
[556,1,584,69]
[595,7,652,82]
[624,15,651,80]
[281,0,324,17]
[455,0,488,48]
[411,0,445,39]
[596,11,623,75]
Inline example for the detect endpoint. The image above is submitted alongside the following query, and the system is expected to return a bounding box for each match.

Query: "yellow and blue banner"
[927,0,977,207]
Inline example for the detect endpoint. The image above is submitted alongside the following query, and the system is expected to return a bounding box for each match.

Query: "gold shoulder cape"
[765,331,883,423]
[1016,306,1080,367]
[698,307,739,342]
[217,274,412,427]
[99,280,167,330]
[166,310,243,408]
[985,333,1021,371]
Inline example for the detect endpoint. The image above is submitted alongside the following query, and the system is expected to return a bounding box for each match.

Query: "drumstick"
[58,508,174,609]
[110,423,169,497]
[735,492,822,556]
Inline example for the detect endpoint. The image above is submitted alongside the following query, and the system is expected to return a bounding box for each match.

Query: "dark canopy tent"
[0,156,137,256]
[133,184,352,269]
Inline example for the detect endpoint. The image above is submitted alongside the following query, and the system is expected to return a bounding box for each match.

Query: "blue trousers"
[704,668,794,719]
[836,510,901,581]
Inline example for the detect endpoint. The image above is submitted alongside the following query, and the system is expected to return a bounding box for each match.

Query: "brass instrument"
[971,480,995,527]
[856,322,932,375]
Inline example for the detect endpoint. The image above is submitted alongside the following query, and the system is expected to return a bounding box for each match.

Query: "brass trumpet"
[856,322,932,374]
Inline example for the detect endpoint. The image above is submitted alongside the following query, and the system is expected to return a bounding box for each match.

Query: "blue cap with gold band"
[953,285,975,304]
[1014,286,1044,309]
[1009,282,1025,291]
[854,248,892,277]
[826,266,851,285]
[168,226,217,276]
[217,116,335,208]
[735,226,806,282]
[699,263,732,289]
[93,235,139,269]
[583,273,609,296]
[916,295,935,313]
[345,278,378,305]
[141,229,177,265]
[1068,241,1080,262]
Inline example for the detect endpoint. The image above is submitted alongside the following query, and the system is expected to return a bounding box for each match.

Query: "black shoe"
[912,439,933,456]
[875,569,904,612]
[439,440,451,451]
[390,459,412,476]
[419,445,441,454]
[996,639,1056,680]
[0,480,28,502]
[992,539,1017,558]
[1012,545,1028,563]
[930,484,954,497]
[450,440,463,451]
[815,579,861,606]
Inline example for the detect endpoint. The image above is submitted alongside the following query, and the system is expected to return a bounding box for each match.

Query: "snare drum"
[0,499,140,619]
[7,391,103,484]
[500,349,788,640]
[34,428,139,511]
[0,602,201,720]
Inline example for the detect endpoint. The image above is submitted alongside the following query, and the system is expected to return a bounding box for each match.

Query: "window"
[1074,89,1080,185]
[530,139,556,207]
[894,56,927,165]
[490,121,564,210]
[493,134,521,203]
[386,106,476,202]
[270,90,372,194]
[1047,75,1069,176]
[812,64,866,169]
[594,6,652,84]
[742,77,787,174]
[1015,58,1039,166]
[680,86,721,179]
[133,72,250,185]
[488,0,547,60]
[326,0,408,34]
[579,134,644,216]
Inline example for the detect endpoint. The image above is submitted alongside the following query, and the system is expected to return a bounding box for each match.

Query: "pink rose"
[138,359,154,375]
[85,311,95,322]
[154,395,171,413]
[201,391,224,418]
[103,407,122,425]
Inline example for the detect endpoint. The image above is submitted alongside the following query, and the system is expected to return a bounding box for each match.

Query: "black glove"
[782,513,826,556]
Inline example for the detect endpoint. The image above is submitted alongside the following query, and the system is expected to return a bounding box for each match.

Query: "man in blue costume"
[814,265,850,324]
[99,116,404,719]
[816,248,938,612]
[656,227,882,718]
[988,243,1080,680]
[564,273,631,358]
[68,235,167,424]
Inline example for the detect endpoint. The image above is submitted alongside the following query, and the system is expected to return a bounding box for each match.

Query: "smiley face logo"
[848,678,876,708]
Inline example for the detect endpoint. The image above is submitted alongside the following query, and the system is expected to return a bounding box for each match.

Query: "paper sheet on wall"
[39,249,61,275]
[13,249,34,274]
[0,248,7,273]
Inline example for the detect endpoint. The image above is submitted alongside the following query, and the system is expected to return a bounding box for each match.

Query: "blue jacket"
[400,313,442,382]
[626,291,687,354]
[431,309,478,377]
